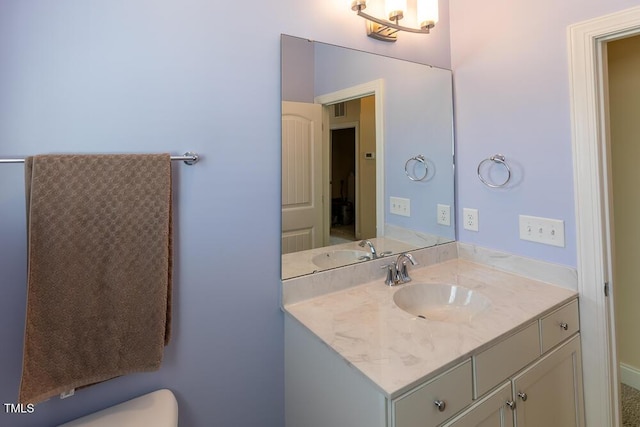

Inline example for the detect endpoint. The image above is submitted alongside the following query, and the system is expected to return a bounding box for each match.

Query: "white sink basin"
[393,283,491,323]
[311,250,371,269]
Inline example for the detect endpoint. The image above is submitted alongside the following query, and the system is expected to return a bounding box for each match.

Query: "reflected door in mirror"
[282,101,324,253]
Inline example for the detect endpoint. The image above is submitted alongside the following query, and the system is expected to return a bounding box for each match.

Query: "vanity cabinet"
[450,300,583,427]
[445,334,583,427]
[285,298,584,427]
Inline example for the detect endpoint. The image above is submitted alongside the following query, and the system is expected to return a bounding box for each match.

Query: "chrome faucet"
[359,240,378,259]
[359,239,393,260]
[381,252,418,286]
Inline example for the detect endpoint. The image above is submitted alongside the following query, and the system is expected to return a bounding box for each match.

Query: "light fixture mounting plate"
[366,21,398,42]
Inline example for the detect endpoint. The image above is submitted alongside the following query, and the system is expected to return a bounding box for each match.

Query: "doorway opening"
[315,79,385,244]
[320,92,378,246]
[330,127,357,245]
[606,32,640,426]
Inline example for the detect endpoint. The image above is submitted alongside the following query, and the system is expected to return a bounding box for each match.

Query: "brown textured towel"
[19,154,172,405]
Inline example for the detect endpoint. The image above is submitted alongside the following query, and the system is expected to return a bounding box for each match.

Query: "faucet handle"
[380,262,397,286]
[398,262,412,283]
[396,253,418,283]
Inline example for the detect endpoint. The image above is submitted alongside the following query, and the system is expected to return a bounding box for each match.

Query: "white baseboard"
[620,363,640,390]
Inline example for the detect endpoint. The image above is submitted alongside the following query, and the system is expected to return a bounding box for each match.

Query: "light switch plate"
[390,197,410,217]
[519,215,565,247]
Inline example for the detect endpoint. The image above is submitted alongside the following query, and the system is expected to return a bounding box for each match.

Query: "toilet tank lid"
[57,389,178,427]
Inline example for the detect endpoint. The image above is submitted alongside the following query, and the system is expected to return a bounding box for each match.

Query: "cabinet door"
[512,334,584,427]
[442,382,514,427]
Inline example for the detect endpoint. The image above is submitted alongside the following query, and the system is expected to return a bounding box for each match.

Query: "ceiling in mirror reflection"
[281,34,455,280]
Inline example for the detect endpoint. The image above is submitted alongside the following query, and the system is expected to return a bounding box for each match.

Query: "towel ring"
[477,154,511,188]
[405,155,428,181]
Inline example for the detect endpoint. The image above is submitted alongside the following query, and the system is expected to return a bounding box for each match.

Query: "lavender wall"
[281,36,315,103]
[450,0,639,268]
[0,1,451,426]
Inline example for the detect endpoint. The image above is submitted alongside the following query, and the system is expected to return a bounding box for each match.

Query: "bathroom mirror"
[281,34,455,279]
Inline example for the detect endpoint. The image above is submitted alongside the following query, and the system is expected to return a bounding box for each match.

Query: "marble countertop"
[283,258,577,399]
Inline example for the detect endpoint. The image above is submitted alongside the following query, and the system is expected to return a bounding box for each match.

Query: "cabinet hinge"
[604,282,609,297]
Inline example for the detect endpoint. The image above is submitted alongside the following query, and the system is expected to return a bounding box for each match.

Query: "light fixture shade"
[385,0,406,21]
[417,0,438,28]
[351,0,366,11]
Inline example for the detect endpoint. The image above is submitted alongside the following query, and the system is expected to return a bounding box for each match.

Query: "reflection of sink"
[393,283,491,323]
[311,250,371,269]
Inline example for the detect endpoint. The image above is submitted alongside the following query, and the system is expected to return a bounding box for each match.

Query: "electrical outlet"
[519,215,565,247]
[463,208,479,231]
[437,204,451,226]
[390,197,410,217]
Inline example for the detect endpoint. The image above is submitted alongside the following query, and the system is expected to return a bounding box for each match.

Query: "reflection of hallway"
[328,96,377,244]
[608,34,640,425]
[330,126,356,246]
[329,224,356,245]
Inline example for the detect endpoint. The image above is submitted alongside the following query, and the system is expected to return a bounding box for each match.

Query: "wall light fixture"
[351,0,438,42]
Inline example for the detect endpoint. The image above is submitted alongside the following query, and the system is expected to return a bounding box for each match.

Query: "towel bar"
[0,152,200,165]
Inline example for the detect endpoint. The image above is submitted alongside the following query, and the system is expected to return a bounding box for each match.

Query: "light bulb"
[350,0,366,12]
[417,0,438,29]
[385,0,406,21]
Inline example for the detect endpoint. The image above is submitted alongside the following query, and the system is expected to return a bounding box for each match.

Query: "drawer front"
[474,322,540,398]
[540,299,579,354]
[442,381,514,427]
[393,359,473,427]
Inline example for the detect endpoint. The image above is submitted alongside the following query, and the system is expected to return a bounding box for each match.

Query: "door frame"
[568,5,640,426]
[315,79,385,238]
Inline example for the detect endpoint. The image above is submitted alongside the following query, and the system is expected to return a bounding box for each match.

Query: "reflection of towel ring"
[477,154,511,188]
[405,155,428,181]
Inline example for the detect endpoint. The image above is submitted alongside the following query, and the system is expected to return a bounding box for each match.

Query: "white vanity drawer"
[393,359,472,427]
[473,322,540,398]
[441,381,514,427]
[540,299,579,354]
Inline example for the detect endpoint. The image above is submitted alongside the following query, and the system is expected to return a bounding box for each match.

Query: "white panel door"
[282,101,323,254]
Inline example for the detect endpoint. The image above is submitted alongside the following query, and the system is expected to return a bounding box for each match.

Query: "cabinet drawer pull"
[434,400,446,412]
[560,322,569,331]
[517,391,528,401]
[506,400,515,410]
